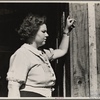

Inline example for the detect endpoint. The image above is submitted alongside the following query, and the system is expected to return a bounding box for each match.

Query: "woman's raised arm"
[51,16,76,60]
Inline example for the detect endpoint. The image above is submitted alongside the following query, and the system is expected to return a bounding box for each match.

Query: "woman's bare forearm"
[52,32,69,59]
[57,16,75,56]
[8,87,20,97]
[59,33,69,54]
[8,81,20,97]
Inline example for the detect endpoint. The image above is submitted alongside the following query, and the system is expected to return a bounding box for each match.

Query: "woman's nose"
[45,32,49,37]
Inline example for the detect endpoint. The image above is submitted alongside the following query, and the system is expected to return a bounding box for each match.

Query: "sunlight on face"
[35,24,49,47]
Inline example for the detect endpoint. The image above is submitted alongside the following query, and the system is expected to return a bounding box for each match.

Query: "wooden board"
[95,3,100,96]
[69,3,89,97]
[88,3,98,97]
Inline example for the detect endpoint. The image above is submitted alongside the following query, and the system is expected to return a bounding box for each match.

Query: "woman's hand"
[64,16,76,34]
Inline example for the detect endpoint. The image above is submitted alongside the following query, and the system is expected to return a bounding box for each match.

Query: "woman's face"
[35,24,49,47]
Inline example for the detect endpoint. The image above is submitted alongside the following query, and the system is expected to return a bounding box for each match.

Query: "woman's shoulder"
[43,48,54,61]
[11,45,29,59]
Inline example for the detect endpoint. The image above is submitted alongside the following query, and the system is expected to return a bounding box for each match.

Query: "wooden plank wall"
[69,3,89,97]
[69,3,100,97]
[95,3,100,96]
[88,3,98,97]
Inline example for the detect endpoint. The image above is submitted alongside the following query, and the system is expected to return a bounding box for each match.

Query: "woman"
[6,13,75,97]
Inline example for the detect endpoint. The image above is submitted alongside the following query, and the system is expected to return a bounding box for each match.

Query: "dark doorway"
[0,3,70,97]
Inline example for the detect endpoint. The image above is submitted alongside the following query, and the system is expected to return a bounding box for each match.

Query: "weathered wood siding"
[69,3,100,97]
[69,3,89,97]
[88,3,98,97]
[95,3,100,96]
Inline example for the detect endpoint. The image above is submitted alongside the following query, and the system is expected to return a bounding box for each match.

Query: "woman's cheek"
[40,34,45,41]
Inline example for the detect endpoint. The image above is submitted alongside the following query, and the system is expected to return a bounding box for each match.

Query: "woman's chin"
[39,42,46,47]
[42,42,46,46]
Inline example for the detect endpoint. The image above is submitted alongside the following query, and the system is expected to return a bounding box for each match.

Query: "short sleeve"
[6,49,30,84]
[43,48,54,61]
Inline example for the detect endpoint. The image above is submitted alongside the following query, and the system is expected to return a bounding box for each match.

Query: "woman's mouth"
[44,38,47,41]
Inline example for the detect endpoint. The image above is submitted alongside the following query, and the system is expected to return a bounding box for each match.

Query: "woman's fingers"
[70,19,74,24]
[71,24,75,28]
[67,18,76,26]
[65,16,76,31]
[67,16,70,19]
[68,19,75,27]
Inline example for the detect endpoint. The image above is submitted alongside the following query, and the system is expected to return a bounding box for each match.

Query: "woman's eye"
[42,31,46,33]
[42,31,45,33]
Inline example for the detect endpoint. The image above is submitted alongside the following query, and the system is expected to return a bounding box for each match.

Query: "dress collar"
[22,43,42,56]
[21,44,53,70]
[21,43,46,62]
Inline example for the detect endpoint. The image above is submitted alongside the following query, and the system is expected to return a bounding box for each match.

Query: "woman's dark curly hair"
[18,13,46,43]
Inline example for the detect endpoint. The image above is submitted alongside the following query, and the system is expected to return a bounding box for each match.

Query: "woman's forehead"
[40,24,47,30]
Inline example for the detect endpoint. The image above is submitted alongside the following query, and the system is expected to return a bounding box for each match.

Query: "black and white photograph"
[0,1,99,99]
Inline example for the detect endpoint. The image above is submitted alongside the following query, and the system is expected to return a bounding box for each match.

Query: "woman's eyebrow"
[42,30,47,32]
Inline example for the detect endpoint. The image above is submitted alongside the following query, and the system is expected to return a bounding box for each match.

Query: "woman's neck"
[29,42,38,49]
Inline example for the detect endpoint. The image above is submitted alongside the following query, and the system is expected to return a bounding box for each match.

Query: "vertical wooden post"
[95,3,100,96]
[69,3,89,97]
[62,12,66,97]
[88,3,98,97]
[69,3,99,97]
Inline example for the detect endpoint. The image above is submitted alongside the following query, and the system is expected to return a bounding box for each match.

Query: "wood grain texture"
[88,3,98,97]
[95,3,100,96]
[69,3,89,97]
